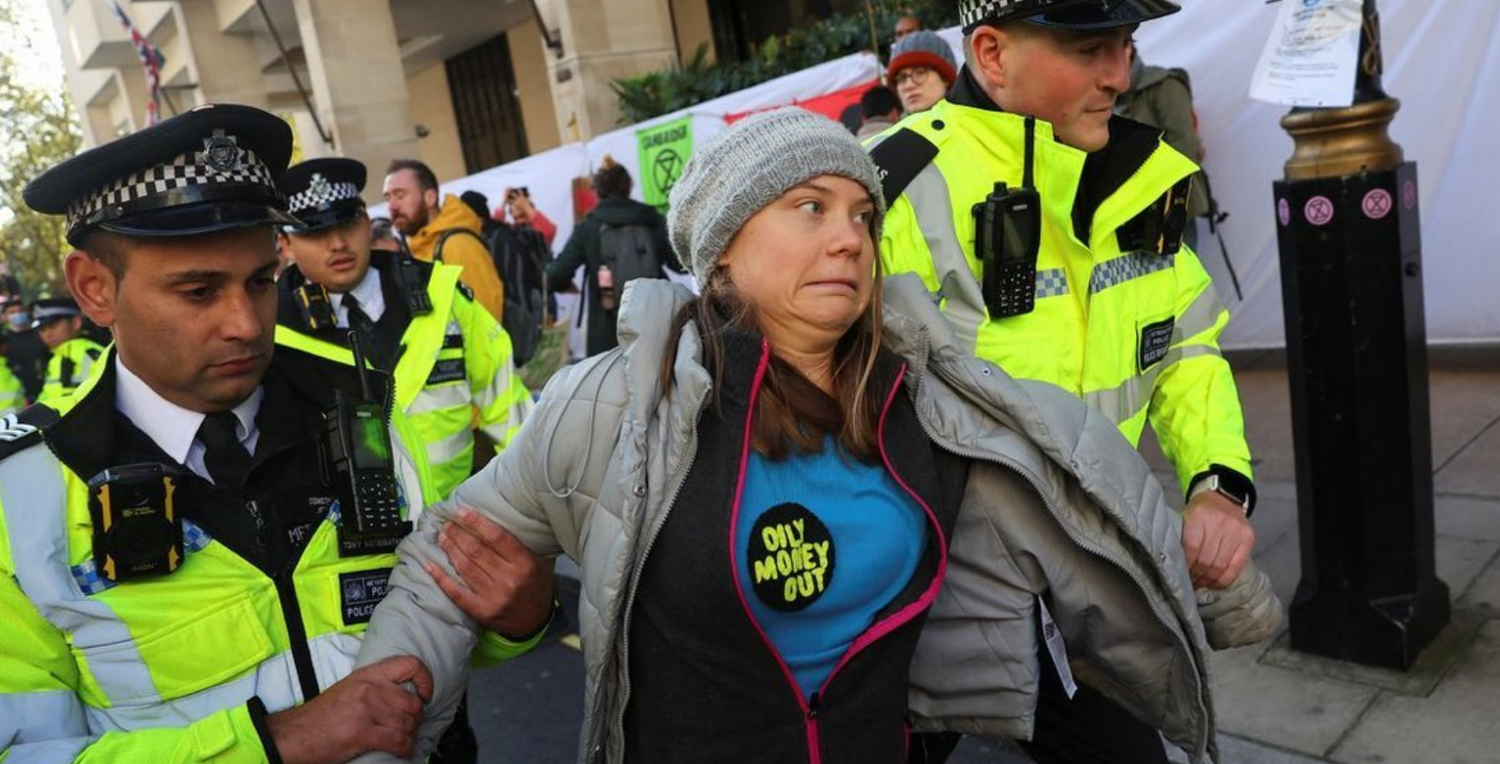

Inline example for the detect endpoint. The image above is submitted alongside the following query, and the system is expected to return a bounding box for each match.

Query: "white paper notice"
[1249,0,1364,108]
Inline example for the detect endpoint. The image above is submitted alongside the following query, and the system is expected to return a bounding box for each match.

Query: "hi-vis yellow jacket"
[872,89,1251,492]
[0,346,541,763]
[39,335,105,406]
[276,253,533,503]
[0,362,24,416]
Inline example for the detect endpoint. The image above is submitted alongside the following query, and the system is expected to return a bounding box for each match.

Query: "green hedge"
[613,2,955,124]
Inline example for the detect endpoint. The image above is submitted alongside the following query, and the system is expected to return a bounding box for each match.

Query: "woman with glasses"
[888,31,958,114]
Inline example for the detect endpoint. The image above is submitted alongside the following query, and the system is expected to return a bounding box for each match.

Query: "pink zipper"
[727,352,948,764]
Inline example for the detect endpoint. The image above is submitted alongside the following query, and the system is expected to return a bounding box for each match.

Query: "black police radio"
[87,463,185,582]
[326,331,409,556]
[973,116,1042,319]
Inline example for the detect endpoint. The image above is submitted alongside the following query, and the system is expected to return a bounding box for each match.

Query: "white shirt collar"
[114,356,264,467]
[329,267,385,326]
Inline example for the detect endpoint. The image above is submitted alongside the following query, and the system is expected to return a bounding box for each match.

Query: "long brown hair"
[661,259,887,463]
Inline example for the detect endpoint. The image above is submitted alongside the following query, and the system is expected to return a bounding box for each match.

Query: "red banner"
[724,79,878,125]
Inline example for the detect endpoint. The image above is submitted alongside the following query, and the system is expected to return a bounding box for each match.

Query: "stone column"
[174,1,268,110]
[289,0,419,201]
[541,0,680,142]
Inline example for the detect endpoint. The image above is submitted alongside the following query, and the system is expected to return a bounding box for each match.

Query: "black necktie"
[198,411,252,488]
[344,293,379,354]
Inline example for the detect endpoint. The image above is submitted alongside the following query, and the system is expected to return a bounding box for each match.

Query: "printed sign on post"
[636,115,693,214]
[1249,0,1364,108]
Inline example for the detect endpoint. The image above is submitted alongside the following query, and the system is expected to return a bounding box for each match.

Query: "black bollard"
[1272,0,1449,670]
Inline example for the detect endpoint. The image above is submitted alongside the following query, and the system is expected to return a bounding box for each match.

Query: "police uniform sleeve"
[1147,243,1254,493]
[0,498,275,764]
[455,283,533,456]
[879,195,943,293]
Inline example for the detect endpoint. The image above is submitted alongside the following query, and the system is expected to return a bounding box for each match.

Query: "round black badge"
[746,502,835,612]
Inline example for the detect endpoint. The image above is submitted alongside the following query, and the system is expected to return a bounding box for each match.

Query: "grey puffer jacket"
[352,277,1281,764]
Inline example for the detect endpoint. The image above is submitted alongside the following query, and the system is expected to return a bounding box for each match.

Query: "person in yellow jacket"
[871,1,1256,763]
[2,104,555,764]
[382,158,508,323]
[276,156,533,502]
[32,295,106,404]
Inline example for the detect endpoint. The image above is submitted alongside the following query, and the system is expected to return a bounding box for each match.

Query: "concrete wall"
[406,64,465,184]
[509,16,561,154]
[670,0,715,63]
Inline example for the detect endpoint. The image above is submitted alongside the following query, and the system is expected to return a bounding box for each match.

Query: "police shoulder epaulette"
[0,404,62,461]
[455,281,475,301]
[868,127,941,205]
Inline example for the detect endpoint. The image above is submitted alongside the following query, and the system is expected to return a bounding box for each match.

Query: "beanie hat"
[887,30,958,85]
[668,108,886,285]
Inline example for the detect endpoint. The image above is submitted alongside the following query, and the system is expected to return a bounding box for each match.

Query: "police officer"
[275,157,533,503]
[32,295,106,404]
[872,1,1256,762]
[0,103,554,764]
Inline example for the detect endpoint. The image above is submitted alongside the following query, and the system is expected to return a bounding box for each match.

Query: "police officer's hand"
[1181,492,1256,590]
[266,655,433,764]
[427,508,556,639]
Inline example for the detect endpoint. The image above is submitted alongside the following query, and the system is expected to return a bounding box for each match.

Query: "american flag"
[108,0,167,125]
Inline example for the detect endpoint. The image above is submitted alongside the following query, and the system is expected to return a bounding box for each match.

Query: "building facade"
[43,0,858,196]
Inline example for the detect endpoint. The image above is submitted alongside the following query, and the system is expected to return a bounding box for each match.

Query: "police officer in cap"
[276,157,534,502]
[31,295,106,404]
[0,103,553,764]
[873,1,1257,763]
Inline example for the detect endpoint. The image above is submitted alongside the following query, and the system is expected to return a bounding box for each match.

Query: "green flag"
[636,116,693,213]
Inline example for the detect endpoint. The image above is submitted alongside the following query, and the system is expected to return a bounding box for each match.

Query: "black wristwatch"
[1187,465,1256,517]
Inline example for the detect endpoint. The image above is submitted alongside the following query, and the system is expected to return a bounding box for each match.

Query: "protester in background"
[383,158,508,322]
[857,84,903,139]
[370,216,402,252]
[546,156,678,357]
[1115,43,1211,251]
[497,186,558,249]
[460,190,504,244]
[32,296,105,404]
[1,296,48,401]
[888,31,958,114]
[894,14,922,41]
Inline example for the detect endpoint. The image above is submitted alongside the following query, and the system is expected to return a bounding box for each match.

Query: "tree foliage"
[0,0,82,299]
[613,0,955,124]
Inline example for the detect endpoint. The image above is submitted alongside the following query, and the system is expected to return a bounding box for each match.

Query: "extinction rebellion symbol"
[653,148,685,196]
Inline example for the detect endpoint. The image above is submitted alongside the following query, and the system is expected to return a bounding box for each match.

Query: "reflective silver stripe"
[0,447,159,705]
[81,631,356,732]
[1035,268,1070,299]
[906,162,985,354]
[408,382,471,417]
[1176,284,1228,341]
[425,429,474,467]
[1086,344,1222,424]
[0,690,87,745]
[1089,252,1176,294]
[2,737,91,763]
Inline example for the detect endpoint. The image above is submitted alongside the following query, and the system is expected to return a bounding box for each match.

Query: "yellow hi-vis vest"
[875,101,1252,492]
[276,261,533,503]
[0,350,542,763]
[39,336,105,405]
[0,363,23,416]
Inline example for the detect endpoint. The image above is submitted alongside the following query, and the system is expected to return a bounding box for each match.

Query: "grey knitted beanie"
[667,107,886,285]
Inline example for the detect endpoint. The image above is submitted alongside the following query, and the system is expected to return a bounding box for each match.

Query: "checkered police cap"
[23,103,297,246]
[960,0,1179,32]
[279,157,368,232]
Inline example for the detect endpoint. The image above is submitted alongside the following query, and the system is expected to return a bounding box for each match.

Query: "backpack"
[597,222,665,291]
[435,227,547,366]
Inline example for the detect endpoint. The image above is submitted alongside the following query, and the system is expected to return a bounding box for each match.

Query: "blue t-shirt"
[735,437,927,701]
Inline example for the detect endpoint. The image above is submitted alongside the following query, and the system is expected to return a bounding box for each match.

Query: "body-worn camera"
[87,463,184,582]
[294,284,337,331]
